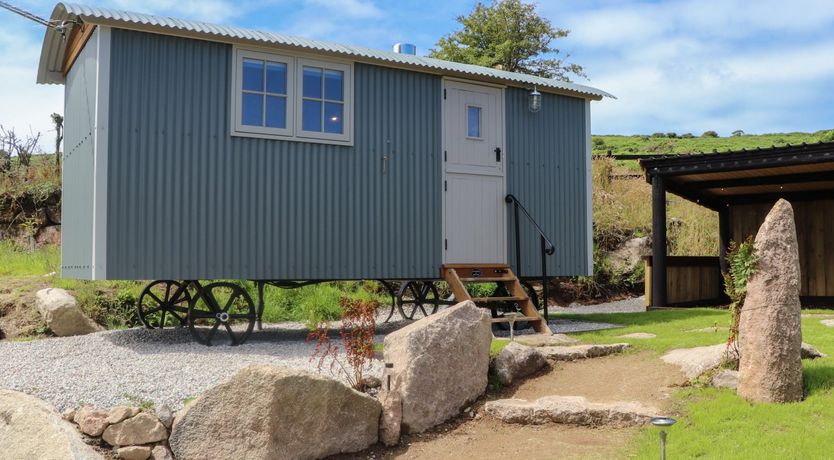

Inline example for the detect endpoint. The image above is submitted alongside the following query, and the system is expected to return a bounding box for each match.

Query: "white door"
[443,80,506,264]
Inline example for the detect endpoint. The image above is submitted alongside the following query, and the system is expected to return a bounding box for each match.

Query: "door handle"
[495,147,501,162]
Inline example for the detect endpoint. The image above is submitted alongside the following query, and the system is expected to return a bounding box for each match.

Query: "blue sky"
[2,0,834,148]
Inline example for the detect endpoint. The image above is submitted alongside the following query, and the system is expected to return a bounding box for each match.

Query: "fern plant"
[723,237,758,367]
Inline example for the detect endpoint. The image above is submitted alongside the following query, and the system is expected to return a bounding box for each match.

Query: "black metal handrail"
[505,193,555,319]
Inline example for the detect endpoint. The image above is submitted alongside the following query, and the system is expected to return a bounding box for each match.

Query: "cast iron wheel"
[188,281,256,346]
[396,281,440,320]
[489,283,532,331]
[136,280,191,329]
[377,280,398,323]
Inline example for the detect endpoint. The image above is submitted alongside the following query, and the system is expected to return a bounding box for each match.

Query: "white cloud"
[543,0,834,134]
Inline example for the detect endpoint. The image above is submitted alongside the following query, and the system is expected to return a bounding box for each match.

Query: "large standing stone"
[383,300,492,433]
[169,365,381,460]
[492,342,548,385]
[0,389,103,460]
[738,199,804,403]
[35,288,101,337]
[378,390,402,446]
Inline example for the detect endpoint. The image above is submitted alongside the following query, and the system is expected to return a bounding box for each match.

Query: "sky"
[2,0,834,150]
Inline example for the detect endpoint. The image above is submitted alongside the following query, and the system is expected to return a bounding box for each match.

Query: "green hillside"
[592,130,834,157]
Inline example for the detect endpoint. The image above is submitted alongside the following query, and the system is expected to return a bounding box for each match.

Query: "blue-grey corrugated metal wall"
[61,29,97,279]
[506,88,590,277]
[106,29,442,280]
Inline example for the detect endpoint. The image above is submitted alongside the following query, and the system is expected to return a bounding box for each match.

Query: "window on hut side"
[232,49,352,144]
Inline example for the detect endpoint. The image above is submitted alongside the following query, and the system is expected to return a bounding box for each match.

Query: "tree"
[50,113,63,165]
[732,129,745,137]
[701,130,719,138]
[429,0,585,81]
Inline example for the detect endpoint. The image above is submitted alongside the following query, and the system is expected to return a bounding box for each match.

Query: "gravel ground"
[0,301,635,412]
[548,296,647,315]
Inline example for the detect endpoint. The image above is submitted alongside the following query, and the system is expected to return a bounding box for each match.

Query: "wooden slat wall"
[729,199,834,297]
[644,257,722,306]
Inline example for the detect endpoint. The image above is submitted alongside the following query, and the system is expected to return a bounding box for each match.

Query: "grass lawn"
[553,308,834,459]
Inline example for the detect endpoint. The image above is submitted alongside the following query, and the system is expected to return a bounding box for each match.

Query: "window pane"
[242,93,264,126]
[303,67,322,99]
[324,102,343,134]
[265,95,286,129]
[324,69,343,101]
[242,59,264,92]
[302,99,322,132]
[467,106,481,138]
[266,62,287,94]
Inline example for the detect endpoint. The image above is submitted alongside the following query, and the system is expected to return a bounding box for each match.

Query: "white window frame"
[295,58,353,143]
[230,47,354,145]
[232,49,295,138]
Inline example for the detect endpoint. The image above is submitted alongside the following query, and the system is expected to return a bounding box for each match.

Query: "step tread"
[471,296,528,303]
[442,263,511,269]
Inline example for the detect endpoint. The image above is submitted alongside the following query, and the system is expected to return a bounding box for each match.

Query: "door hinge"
[444,180,447,191]
[445,239,448,250]
[443,88,447,99]
[444,150,447,162]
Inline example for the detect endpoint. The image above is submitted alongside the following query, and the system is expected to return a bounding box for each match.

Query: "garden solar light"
[650,416,677,460]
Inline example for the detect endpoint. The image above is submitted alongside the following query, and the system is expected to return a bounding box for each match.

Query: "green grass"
[0,240,61,277]
[592,130,833,157]
[553,308,834,459]
[490,338,511,357]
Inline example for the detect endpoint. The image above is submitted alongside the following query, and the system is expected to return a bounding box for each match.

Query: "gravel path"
[0,325,393,412]
[0,301,635,412]
[548,296,646,315]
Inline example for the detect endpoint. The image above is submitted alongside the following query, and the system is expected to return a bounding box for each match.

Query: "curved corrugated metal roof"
[38,2,613,100]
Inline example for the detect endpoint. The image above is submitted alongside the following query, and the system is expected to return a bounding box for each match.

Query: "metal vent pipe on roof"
[392,43,416,55]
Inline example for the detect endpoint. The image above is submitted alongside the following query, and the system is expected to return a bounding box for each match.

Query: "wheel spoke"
[160,310,167,328]
[190,310,215,319]
[205,322,221,343]
[164,282,172,302]
[143,306,163,316]
[148,292,164,305]
[228,313,254,319]
[223,292,238,312]
[224,323,238,345]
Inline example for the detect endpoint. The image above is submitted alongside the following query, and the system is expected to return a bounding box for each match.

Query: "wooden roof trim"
[62,22,96,77]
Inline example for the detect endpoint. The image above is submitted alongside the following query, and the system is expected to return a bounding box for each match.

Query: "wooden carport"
[640,142,834,308]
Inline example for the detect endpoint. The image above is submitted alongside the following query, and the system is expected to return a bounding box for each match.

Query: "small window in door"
[467,106,482,139]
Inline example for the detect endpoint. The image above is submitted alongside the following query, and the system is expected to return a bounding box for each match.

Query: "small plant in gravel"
[722,238,758,368]
[308,296,378,391]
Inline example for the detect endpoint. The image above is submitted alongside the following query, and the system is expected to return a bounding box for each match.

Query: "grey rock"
[738,199,804,403]
[116,446,152,460]
[661,344,726,379]
[106,406,140,425]
[608,236,651,273]
[35,288,101,337]
[150,445,174,460]
[514,334,579,347]
[155,405,174,429]
[493,342,548,385]
[74,405,110,437]
[618,332,656,339]
[801,342,826,359]
[383,300,492,434]
[169,365,381,460]
[0,389,103,460]
[539,343,630,362]
[102,412,167,447]
[378,389,402,447]
[712,369,739,389]
[485,395,657,427]
[820,319,834,327]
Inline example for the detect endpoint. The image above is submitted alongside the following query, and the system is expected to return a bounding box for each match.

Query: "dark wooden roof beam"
[688,170,834,190]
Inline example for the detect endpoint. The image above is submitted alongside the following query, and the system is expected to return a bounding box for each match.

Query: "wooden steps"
[441,263,551,336]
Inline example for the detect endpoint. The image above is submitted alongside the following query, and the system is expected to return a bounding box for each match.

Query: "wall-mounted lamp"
[529,86,542,113]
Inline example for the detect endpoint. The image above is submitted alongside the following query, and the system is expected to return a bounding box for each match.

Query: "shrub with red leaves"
[308,296,378,390]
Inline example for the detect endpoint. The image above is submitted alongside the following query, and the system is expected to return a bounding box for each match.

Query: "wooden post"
[718,205,730,301]
[718,206,730,273]
[651,175,667,307]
